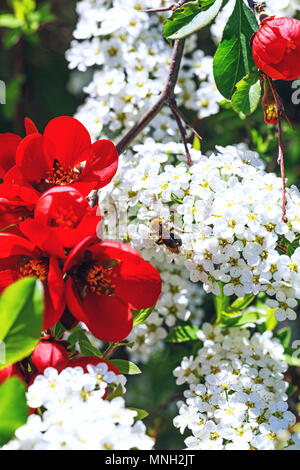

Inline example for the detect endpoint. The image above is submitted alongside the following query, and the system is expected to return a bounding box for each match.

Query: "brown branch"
[169,103,193,166]
[143,0,189,13]
[116,39,185,155]
[168,97,202,141]
[268,77,287,222]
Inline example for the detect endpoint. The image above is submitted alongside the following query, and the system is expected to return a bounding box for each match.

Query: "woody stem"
[267,76,287,222]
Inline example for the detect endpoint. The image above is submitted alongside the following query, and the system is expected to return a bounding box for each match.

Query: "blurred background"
[0,0,299,449]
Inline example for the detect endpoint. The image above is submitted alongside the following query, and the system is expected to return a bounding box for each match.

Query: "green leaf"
[0,14,23,28]
[225,293,255,314]
[231,71,261,116]
[0,377,28,446]
[277,327,292,349]
[132,306,155,326]
[214,282,230,316]
[51,322,65,340]
[163,0,223,40]
[165,325,199,343]
[193,135,201,151]
[128,407,149,421]
[108,359,141,375]
[219,311,265,328]
[77,330,102,358]
[0,278,44,370]
[106,384,124,401]
[265,308,277,331]
[213,0,258,100]
[285,348,300,367]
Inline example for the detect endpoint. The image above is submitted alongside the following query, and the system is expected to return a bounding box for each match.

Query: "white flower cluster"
[173,323,297,450]
[100,140,300,323]
[211,0,300,44]
[127,259,204,361]
[66,0,222,142]
[2,364,153,450]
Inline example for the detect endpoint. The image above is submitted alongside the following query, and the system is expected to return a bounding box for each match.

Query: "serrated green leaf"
[0,278,44,370]
[77,329,102,358]
[213,0,258,100]
[109,359,141,375]
[165,325,199,343]
[51,321,65,340]
[132,306,155,326]
[128,407,149,421]
[0,377,28,446]
[163,0,222,40]
[231,71,261,116]
[219,311,265,328]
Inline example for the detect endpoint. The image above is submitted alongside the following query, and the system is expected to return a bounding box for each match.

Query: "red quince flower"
[0,233,65,329]
[63,237,162,342]
[252,17,300,81]
[4,116,118,202]
[32,340,69,373]
[18,186,102,257]
[0,364,24,384]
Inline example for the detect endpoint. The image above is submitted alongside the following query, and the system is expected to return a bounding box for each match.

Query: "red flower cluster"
[252,17,300,81]
[0,116,162,343]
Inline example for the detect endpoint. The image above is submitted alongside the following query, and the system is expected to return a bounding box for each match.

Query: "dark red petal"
[0,133,21,177]
[63,235,99,274]
[15,134,52,183]
[0,269,21,293]
[65,278,133,342]
[43,257,65,330]
[24,117,38,135]
[19,219,65,259]
[68,356,120,375]
[114,257,161,310]
[43,116,92,168]
[79,140,118,189]
[0,233,37,258]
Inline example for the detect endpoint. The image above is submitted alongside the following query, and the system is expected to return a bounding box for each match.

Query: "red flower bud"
[252,17,300,81]
[32,341,69,373]
[0,364,24,384]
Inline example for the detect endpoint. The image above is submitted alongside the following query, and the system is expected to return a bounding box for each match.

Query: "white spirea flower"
[173,324,297,450]
[2,364,153,450]
[100,141,300,323]
[66,0,221,143]
[127,259,205,361]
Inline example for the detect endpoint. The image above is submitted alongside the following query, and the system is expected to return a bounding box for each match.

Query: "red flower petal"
[19,219,65,259]
[24,117,38,136]
[43,256,65,329]
[79,140,119,189]
[43,116,92,168]
[65,278,133,342]
[114,256,162,310]
[15,134,52,183]
[0,133,21,177]
[0,233,37,258]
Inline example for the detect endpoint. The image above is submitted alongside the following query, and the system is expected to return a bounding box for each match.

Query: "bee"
[149,217,183,254]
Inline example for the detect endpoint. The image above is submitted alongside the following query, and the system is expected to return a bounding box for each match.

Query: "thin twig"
[170,104,193,166]
[103,342,119,359]
[143,0,188,13]
[168,98,202,141]
[267,77,287,222]
[116,39,185,155]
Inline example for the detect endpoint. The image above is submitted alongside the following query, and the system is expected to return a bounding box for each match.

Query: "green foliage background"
[0,0,299,449]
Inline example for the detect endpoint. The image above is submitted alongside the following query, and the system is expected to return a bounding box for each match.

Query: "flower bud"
[32,341,69,373]
[0,364,24,384]
[252,17,300,81]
